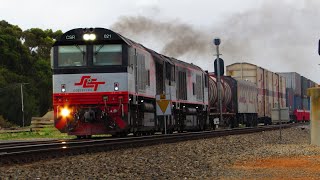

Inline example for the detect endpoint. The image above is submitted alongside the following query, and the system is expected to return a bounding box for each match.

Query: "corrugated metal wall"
[226,62,285,119]
[286,88,294,113]
[301,76,308,98]
[278,72,301,96]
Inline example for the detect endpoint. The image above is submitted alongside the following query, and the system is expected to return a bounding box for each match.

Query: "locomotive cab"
[51,28,131,136]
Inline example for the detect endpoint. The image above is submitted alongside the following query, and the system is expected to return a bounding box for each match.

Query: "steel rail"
[0,123,303,166]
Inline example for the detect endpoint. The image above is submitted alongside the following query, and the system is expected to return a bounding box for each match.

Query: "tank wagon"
[208,74,258,127]
[51,28,262,137]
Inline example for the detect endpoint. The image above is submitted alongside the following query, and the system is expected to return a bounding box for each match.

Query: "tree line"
[0,20,62,126]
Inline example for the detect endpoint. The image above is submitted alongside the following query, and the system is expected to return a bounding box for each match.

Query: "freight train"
[51,28,316,138]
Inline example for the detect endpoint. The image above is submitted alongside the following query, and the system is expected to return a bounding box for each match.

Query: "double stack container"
[278,72,301,96]
[286,88,294,114]
[301,76,308,99]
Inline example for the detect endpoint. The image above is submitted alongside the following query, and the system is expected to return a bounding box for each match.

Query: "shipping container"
[278,72,301,96]
[236,79,258,114]
[272,73,279,109]
[307,79,312,88]
[226,62,279,122]
[279,76,286,108]
[307,79,316,88]
[286,88,294,113]
[266,70,273,118]
[294,95,302,110]
[302,97,309,110]
[311,80,316,88]
[257,67,265,119]
[227,63,265,118]
[301,76,308,98]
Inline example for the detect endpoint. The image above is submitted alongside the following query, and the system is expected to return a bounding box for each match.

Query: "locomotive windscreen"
[52,28,128,69]
[56,44,123,67]
[93,44,122,66]
[58,45,86,67]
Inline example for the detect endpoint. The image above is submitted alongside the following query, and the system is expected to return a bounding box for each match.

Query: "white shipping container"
[266,70,273,118]
[279,76,287,108]
[227,62,285,120]
[237,80,258,113]
[272,73,279,109]
[257,67,265,118]
[227,63,265,117]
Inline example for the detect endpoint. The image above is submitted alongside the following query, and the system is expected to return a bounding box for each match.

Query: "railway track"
[0,123,303,166]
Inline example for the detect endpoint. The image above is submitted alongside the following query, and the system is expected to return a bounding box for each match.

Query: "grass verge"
[0,126,75,140]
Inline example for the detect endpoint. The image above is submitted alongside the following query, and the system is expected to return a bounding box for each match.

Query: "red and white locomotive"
[51,28,268,138]
[51,28,209,137]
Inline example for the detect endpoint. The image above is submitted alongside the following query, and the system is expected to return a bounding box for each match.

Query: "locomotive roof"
[53,28,130,46]
[54,28,205,72]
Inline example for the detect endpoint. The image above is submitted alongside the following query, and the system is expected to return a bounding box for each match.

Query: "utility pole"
[278,103,282,143]
[214,38,223,125]
[20,83,29,127]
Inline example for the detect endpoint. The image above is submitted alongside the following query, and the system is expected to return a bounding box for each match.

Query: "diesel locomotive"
[51,28,308,138]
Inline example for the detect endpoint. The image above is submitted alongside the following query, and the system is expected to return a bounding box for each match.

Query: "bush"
[0,115,14,128]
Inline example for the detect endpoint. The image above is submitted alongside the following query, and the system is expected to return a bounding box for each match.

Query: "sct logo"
[74,76,105,91]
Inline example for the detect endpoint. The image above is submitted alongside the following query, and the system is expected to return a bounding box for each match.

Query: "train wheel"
[134,132,142,136]
[122,131,128,137]
[85,135,92,139]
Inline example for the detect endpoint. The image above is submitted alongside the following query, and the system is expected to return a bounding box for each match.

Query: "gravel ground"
[1,126,319,179]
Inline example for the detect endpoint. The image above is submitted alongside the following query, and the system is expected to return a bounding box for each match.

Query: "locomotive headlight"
[89,34,96,40]
[83,34,90,40]
[61,107,71,117]
[83,34,96,41]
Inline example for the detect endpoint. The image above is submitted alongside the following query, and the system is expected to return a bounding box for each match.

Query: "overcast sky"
[1,0,320,82]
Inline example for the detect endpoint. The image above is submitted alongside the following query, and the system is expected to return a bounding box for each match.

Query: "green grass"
[0,126,75,140]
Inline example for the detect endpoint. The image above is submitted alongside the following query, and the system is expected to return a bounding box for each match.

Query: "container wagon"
[227,62,286,125]
[278,72,312,122]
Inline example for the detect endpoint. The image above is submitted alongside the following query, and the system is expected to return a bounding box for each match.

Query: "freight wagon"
[226,62,286,125]
[208,74,258,127]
